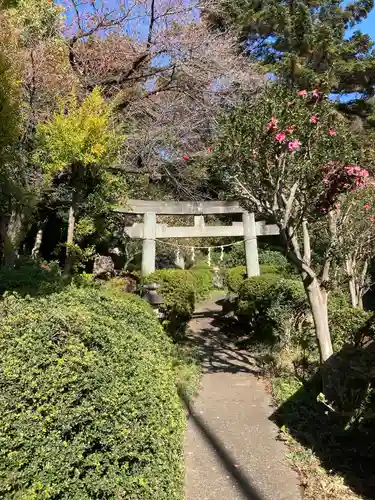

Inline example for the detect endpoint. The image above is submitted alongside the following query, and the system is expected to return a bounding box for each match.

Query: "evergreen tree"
[205,0,375,96]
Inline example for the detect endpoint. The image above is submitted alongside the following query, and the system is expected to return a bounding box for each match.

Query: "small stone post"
[242,211,260,277]
[142,212,156,276]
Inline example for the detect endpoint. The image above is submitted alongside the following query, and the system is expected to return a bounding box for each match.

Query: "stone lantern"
[142,283,165,320]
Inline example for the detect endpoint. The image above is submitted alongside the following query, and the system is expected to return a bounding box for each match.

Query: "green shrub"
[328,288,350,309]
[329,304,372,351]
[189,265,213,302]
[223,243,245,268]
[0,259,63,297]
[237,274,307,343]
[226,266,247,293]
[258,250,290,274]
[237,273,280,329]
[0,287,185,499]
[260,263,278,275]
[143,269,196,337]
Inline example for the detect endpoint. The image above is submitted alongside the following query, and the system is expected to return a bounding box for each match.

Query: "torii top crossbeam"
[114,199,246,215]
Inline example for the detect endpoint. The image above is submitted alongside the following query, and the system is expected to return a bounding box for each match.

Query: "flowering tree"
[211,84,368,362]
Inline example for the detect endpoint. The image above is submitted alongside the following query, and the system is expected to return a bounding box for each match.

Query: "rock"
[93,255,115,279]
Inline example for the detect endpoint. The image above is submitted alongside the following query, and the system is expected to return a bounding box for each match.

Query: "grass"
[172,342,201,399]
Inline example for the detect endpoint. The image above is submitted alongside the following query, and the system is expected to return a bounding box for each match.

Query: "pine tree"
[205,0,375,96]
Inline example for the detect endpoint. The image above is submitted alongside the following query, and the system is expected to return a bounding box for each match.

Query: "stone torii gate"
[115,200,279,276]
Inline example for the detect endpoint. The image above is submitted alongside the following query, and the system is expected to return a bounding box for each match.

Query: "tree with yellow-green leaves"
[0,0,65,266]
[34,88,125,275]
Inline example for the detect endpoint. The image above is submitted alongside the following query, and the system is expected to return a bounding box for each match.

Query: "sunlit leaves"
[34,87,124,178]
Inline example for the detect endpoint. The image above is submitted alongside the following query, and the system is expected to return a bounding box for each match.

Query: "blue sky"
[356,11,375,39]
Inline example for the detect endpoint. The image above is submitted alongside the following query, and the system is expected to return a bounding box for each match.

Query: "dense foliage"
[142,267,213,337]
[226,266,247,293]
[236,274,307,343]
[0,287,185,499]
[189,265,214,302]
[210,83,372,361]
[0,258,63,296]
[207,0,375,100]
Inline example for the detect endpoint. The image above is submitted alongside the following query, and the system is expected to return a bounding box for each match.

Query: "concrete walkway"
[184,298,302,500]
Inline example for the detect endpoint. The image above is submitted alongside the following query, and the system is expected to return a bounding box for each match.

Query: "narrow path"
[184,297,302,500]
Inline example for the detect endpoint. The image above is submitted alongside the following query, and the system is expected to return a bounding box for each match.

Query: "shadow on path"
[186,299,262,376]
[184,296,302,500]
[180,390,265,500]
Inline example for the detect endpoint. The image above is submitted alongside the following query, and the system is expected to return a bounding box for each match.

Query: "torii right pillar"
[242,212,260,277]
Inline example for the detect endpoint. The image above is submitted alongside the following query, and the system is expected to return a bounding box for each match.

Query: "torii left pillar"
[142,212,156,276]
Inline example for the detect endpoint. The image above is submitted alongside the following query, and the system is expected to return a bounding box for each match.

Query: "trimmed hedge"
[142,269,196,337]
[0,287,185,499]
[143,268,213,337]
[226,266,247,293]
[260,263,279,275]
[143,268,196,314]
[189,265,213,301]
[233,272,372,352]
[226,265,283,294]
[258,250,290,274]
[236,274,307,342]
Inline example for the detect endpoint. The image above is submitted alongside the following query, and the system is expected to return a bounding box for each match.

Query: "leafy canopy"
[210,85,364,224]
[34,87,123,177]
[208,0,375,95]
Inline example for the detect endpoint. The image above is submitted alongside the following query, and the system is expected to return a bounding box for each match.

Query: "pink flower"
[371,215,375,222]
[364,203,371,210]
[313,89,319,98]
[329,128,336,136]
[310,115,318,124]
[288,139,302,152]
[183,155,190,161]
[360,169,369,177]
[267,116,278,131]
[297,90,307,97]
[207,147,212,153]
[346,166,354,175]
[275,132,286,143]
[335,202,341,209]
[286,125,296,134]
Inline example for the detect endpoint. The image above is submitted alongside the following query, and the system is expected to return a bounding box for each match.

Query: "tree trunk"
[346,256,368,309]
[64,189,79,276]
[304,277,333,363]
[31,227,44,260]
[2,210,24,267]
[358,295,364,310]
[348,276,358,308]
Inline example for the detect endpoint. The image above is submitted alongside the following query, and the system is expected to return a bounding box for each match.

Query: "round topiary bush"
[142,269,197,337]
[260,263,279,275]
[237,274,307,343]
[0,287,185,499]
[258,250,289,273]
[226,266,247,293]
[237,273,281,322]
